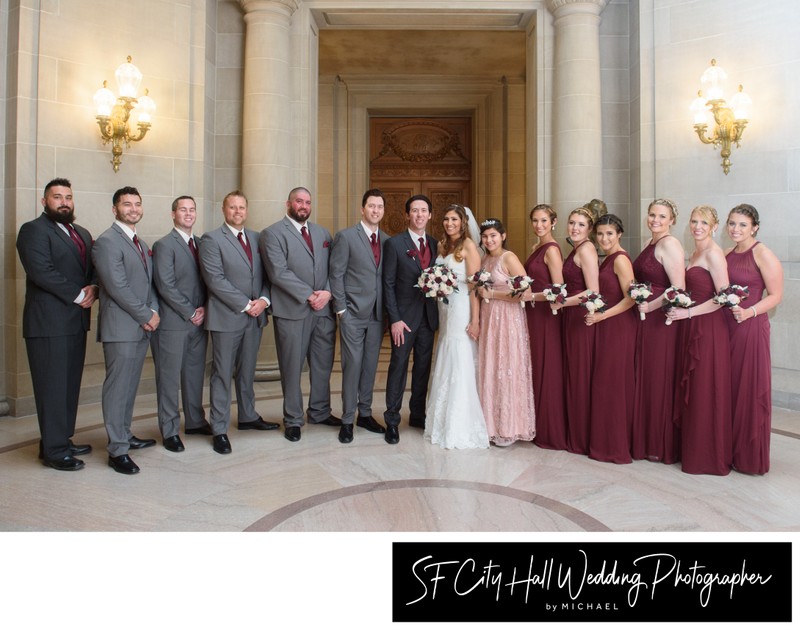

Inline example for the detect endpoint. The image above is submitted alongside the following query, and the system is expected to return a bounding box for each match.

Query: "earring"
[551,225,555,231]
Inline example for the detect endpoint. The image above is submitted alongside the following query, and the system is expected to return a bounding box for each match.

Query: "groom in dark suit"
[17,178,96,470]
[382,194,439,444]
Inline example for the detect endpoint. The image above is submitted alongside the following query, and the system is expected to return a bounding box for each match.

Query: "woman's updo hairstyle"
[728,203,760,228]
[594,213,624,234]
[648,198,678,221]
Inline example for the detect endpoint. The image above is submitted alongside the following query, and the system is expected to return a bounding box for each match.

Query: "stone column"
[238,0,298,226]
[546,0,608,215]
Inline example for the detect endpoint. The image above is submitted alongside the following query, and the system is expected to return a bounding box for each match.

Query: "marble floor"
[1,347,798,627]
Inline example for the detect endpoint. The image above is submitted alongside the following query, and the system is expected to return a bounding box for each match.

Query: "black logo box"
[393,542,792,622]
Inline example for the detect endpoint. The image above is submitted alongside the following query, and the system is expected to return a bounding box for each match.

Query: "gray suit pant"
[102,338,149,457]
[273,314,335,426]
[208,324,262,435]
[151,325,208,438]
[338,313,383,425]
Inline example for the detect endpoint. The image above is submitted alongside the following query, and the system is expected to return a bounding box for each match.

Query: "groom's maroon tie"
[418,237,430,267]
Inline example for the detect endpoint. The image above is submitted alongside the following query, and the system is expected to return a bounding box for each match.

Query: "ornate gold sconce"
[690,59,751,175]
[93,57,156,172]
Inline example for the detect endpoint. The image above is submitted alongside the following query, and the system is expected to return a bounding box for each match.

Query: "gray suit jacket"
[93,223,159,342]
[199,224,269,331]
[259,217,333,320]
[153,229,206,331]
[329,224,388,320]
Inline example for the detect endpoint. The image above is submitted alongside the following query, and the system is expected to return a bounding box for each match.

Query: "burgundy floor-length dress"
[726,242,772,474]
[561,241,595,455]
[675,267,732,475]
[524,242,568,451]
[631,241,681,463]
[588,251,637,464]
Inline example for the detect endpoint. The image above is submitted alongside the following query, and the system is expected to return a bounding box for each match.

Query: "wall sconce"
[93,57,156,172]
[690,59,751,175]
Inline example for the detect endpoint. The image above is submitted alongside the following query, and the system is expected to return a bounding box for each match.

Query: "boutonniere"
[323,241,330,248]
[148,249,153,257]
[406,249,418,259]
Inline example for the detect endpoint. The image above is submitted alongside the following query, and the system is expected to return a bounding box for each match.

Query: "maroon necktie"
[132,234,147,266]
[188,236,200,267]
[418,237,429,267]
[301,225,314,253]
[66,224,86,269]
[370,232,380,266]
[237,232,252,267]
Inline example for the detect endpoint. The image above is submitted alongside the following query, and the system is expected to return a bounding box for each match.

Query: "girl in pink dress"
[523,204,568,451]
[476,218,536,446]
[725,204,783,474]
[666,205,732,475]
[632,199,686,463]
[551,207,599,455]
[584,214,637,464]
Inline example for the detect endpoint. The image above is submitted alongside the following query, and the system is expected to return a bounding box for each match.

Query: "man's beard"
[288,208,310,223]
[44,205,76,225]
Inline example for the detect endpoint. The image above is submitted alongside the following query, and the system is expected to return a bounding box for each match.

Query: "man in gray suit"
[260,187,339,442]
[151,195,209,453]
[93,186,160,475]
[199,190,277,456]
[17,177,96,471]
[329,189,389,443]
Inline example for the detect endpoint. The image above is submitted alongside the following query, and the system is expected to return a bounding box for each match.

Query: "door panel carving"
[370,117,472,243]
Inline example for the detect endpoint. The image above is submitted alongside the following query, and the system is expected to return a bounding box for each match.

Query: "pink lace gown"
[674,266,732,476]
[561,241,595,455]
[726,243,772,474]
[631,241,681,463]
[477,252,536,446]
[524,242,568,451]
[588,251,636,464]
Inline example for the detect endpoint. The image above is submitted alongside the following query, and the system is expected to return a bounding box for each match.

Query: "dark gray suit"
[382,231,439,427]
[93,223,159,457]
[152,228,208,439]
[260,217,335,427]
[17,213,94,460]
[329,223,387,425]
[199,224,269,435]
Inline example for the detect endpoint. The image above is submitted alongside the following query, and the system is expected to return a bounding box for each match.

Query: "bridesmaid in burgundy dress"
[667,205,732,476]
[523,204,568,451]
[552,207,599,455]
[725,204,783,474]
[584,215,637,464]
[632,199,685,463]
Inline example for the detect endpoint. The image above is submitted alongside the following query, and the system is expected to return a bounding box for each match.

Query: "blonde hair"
[648,198,678,221]
[691,204,719,227]
[568,206,597,228]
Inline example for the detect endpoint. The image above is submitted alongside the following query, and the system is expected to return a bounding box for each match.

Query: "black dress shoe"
[338,424,354,444]
[163,435,185,452]
[356,415,386,434]
[213,434,232,454]
[38,441,93,459]
[408,416,426,429]
[284,426,301,442]
[313,415,342,427]
[69,441,93,456]
[42,455,85,471]
[108,454,140,475]
[237,417,280,431]
[128,435,156,449]
[385,425,400,444]
[185,422,213,435]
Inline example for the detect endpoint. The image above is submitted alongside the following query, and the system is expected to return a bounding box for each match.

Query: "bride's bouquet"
[542,283,567,315]
[468,269,493,303]
[662,286,694,325]
[509,275,534,307]
[416,263,459,305]
[628,281,653,321]
[713,284,750,308]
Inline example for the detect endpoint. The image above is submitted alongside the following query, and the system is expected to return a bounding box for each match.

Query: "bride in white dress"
[425,205,490,449]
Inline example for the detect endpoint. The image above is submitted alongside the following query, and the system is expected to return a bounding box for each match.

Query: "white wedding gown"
[424,254,490,449]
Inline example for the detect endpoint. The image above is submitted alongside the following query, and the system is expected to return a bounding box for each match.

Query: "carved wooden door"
[369,117,472,243]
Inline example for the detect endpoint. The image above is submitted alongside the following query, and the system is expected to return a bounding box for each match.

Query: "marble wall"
[638,0,800,387]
